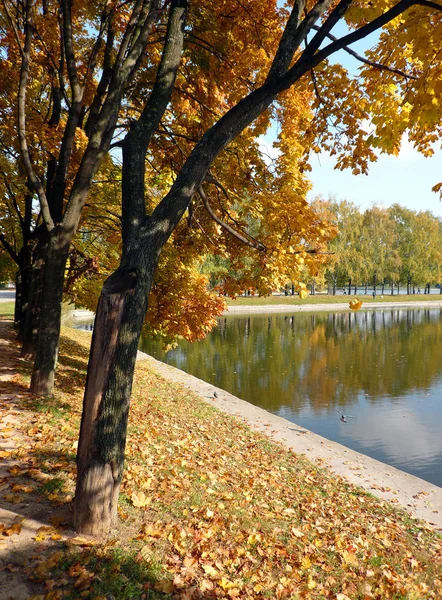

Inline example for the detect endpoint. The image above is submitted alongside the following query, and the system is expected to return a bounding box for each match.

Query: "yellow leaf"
[66,536,98,547]
[349,298,363,311]
[4,522,22,536]
[291,527,304,538]
[218,577,235,590]
[131,491,151,508]
[202,564,218,577]
[342,550,358,566]
[301,556,311,569]
[154,580,175,594]
[307,575,317,589]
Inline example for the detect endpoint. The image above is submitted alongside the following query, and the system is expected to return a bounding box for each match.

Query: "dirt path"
[0,322,71,600]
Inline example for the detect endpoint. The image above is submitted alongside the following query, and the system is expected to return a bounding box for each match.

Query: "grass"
[2,325,442,599]
[225,293,442,306]
[0,300,14,318]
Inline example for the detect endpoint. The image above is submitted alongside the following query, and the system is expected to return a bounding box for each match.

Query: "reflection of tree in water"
[140,309,442,415]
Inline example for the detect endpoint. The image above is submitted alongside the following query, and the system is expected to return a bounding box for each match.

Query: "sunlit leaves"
[349,298,363,310]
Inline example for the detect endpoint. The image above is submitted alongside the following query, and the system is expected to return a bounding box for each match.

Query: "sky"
[260,12,442,218]
[308,142,442,217]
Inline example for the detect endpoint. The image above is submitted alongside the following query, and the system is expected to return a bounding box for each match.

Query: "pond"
[140,308,442,487]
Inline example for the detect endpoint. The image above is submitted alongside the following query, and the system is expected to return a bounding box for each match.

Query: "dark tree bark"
[20,255,44,359]
[30,234,69,394]
[74,261,153,534]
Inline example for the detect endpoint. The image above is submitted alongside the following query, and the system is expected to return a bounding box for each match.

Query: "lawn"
[0,301,14,318]
[226,294,442,306]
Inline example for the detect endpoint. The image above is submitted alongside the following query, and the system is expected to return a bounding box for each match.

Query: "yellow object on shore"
[299,289,309,299]
[349,298,363,310]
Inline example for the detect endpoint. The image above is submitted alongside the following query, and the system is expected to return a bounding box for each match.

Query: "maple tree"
[72,0,442,535]
[1,0,188,395]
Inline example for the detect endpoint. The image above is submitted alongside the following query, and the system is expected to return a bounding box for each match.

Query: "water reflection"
[141,308,442,487]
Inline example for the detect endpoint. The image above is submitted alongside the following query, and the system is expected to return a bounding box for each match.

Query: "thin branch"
[199,185,266,252]
[17,0,55,231]
[0,232,19,264]
[2,173,24,228]
[311,24,418,79]
[61,0,82,102]
[1,0,24,58]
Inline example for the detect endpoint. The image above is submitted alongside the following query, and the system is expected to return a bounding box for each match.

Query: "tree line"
[0,0,441,535]
[310,199,442,295]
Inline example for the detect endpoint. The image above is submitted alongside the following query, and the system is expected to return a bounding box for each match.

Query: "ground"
[0,318,441,599]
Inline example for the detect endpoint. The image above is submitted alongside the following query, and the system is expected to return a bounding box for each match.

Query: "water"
[140,308,442,487]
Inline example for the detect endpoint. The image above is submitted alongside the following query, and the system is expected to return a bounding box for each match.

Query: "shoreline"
[137,349,442,531]
[224,299,442,314]
[70,299,442,321]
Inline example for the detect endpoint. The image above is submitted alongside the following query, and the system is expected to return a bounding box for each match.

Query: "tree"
[4,0,190,395]
[72,0,442,534]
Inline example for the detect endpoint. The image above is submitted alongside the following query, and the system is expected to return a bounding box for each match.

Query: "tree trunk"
[30,240,69,395]
[347,278,351,295]
[74,267,151,535]
[21,257,45,359]
[14,271,22,331]
[391,280,394,295]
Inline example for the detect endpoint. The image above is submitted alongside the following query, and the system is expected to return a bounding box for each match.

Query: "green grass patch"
[0,301,14,318]
[226,293,442,306]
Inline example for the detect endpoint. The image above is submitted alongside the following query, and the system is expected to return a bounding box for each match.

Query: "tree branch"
[0,232,19,264]
[63,0,161,235]
[121,0,188,250]
[311,24,418,79]
[17,0,55,231]
[199,185,265,252]
[148,0,437,251]
[1,0,24,59]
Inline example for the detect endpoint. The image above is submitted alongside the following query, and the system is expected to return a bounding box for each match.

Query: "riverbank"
[139,350,442,530]
[0,322,441,599]
[66,297,442,324]
[225,299,442,313]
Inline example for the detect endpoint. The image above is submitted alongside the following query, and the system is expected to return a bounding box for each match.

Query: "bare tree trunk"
[30,238,69,395]
[74,266,151,535]
[21,256,45,359]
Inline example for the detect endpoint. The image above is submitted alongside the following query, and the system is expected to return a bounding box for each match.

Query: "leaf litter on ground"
[0,324,441,599]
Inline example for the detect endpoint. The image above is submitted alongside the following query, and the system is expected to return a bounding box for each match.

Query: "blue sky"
[308,23,442,217]
[308,142,442,217]
[261,11,442,217]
